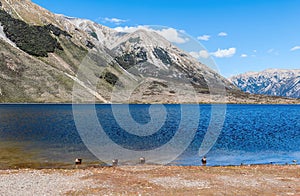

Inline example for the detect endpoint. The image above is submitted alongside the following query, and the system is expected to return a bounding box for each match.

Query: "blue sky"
[32,0,300,77]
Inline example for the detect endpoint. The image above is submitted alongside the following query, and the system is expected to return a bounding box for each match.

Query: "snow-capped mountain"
[67,21,236,103]
[229,69,300,98]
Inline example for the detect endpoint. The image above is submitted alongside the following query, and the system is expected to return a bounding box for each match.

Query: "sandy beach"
[0,165,299,195]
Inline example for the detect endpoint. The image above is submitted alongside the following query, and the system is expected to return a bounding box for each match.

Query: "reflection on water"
[0,141,36,169]
[0,104,299,168]
[0,140,104,169]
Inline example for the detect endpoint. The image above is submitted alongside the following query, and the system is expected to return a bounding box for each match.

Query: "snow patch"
[0,24,17,47]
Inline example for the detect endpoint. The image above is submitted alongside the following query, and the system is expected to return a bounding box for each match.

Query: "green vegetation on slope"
[54,36,88,70]
[0,9,65,57]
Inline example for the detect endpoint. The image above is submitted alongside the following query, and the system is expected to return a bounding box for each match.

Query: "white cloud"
[190,48,237,59]
[212,48,236,58]
[267,48,279,55]
[114,25,148,33]
[240,54,248,58]
[253,50,257,53]
[267,48,274,53]
[189,52,199,59]
[103,17,127,25]
[197,35,211,41]
[156,28,189,44]
[189,50,210,59]
[114,26,189,44]
[290,46,300,51]
[218,32,228,37]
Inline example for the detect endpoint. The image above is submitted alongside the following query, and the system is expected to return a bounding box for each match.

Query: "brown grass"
[62,165,300,195]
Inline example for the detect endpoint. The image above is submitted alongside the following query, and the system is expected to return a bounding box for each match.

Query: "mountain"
[229,69,300,98]
[0,0,298,104]
[66,18,237,103]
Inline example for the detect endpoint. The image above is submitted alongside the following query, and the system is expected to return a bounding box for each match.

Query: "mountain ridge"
[229,69,300,98]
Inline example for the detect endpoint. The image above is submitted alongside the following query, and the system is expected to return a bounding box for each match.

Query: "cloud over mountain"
[212,48,236,58]
[102,17,128,25]
[114,26,189,44]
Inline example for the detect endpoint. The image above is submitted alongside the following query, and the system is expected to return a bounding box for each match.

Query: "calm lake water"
[0,104,299,168]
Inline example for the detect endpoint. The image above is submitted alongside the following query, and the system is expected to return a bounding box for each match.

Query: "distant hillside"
[229,69,300,98]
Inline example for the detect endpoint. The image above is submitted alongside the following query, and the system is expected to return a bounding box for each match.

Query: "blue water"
[0,104,299,168]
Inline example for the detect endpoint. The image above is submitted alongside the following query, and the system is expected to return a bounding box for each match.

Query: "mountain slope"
[0,0,299,104]
[229,69,300,98]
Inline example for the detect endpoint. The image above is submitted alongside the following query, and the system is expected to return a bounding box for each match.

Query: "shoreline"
[1,162,298,171]
[1,164,299,195]
[0,102,299,105]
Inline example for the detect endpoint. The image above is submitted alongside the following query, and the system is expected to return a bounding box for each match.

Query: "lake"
[0,104,299,168]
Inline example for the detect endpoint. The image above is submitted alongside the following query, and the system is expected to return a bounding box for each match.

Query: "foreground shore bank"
[0,165,299,195]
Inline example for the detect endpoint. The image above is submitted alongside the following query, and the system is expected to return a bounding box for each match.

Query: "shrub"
[0,9,64,57]
[104,72,119,86]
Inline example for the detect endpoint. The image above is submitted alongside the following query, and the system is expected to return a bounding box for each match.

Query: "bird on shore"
[140,157,146,164]
[201,156,207,166]
[112,159,118,166]
[75,158,82,165]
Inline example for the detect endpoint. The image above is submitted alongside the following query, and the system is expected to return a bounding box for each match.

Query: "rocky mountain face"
[66,18,235,103]
[0,0,298,103]
[229,69,300,98]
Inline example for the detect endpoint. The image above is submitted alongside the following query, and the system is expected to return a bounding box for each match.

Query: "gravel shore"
[0,165,299,195]
[0,169,97,196]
